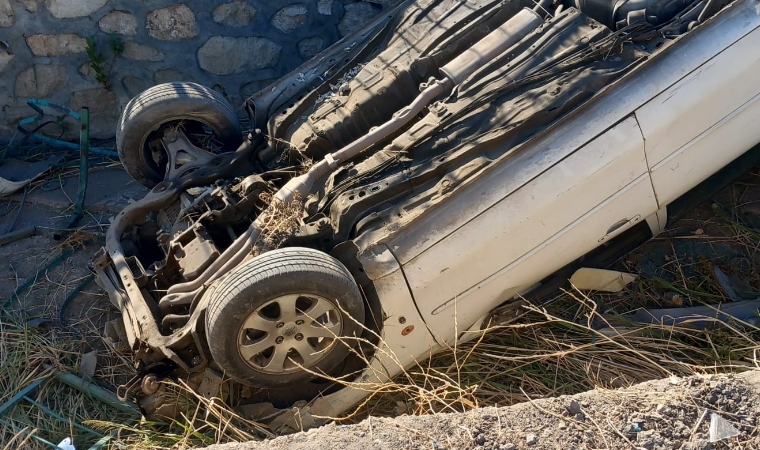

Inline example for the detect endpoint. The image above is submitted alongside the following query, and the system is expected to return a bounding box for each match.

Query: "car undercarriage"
[91,0,745,421]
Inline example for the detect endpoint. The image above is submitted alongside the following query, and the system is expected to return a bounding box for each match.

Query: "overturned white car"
[91,0,760,425]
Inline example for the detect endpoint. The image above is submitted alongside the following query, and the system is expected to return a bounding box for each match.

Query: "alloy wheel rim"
[237,294,343,374]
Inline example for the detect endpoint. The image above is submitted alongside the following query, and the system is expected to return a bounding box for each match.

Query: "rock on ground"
[297,36,325,59]
[0,49,14,74]
[207,371,760,450]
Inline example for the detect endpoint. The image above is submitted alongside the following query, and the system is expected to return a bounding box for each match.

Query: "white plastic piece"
[569,268,638,293]
[0,158,60,196]
[56,437,76,450]
[709,413,740,443]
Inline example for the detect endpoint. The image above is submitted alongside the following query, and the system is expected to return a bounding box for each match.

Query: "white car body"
[305,0,760,418]
[96,0,760,427]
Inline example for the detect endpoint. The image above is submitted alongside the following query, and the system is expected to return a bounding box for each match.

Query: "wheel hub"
[236,294,343,374]
[282,324,298,337]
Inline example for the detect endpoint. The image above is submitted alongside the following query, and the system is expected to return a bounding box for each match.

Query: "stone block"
[0,49,13,74]
[45,0,108,19]
[99,10,137,35]
[122,76,151,97]
[15,64,68,98]
[77,62,96,82]
[298,36,325,59]
[0,0,13,27]
[317,0,333,15]
[241,79,278,98]
[23,0,37,13]
[122,42,165,61]
[154,69,195,84]
[68,88,120,139]
[146,4,198,41]
[2,105,35,125]
[197,36,280,75]
[26,34,87,56]
[338,2,379,37]
[213,0,257,27]
[272,4,308,33]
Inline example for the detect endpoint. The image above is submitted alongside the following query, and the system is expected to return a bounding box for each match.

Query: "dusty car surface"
[92,0,760,425]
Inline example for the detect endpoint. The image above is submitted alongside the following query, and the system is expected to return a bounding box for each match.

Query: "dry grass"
[254,192,304,252]
[1,165,758,448]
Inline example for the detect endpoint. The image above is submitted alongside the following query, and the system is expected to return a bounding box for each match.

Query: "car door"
[637,26,760,207]
[396,116,658,344]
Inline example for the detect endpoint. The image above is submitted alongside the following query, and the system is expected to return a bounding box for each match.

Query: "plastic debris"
[620,300,760,330]
[569,268,637,292]
[79,351,97,381]
[709,412,740,443]
[56,437,76,450]
[26,318,51,329]
[0,157,61,196]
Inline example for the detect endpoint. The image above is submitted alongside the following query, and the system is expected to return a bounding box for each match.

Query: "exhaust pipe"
[440,8,543,84]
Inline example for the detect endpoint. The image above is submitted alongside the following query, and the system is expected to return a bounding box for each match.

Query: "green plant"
[85,34,124,89]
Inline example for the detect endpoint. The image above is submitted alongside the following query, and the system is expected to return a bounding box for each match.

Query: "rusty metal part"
[141,374,160,395]
[401,325,414,336]
[197,368,224,399]
[117,374,142,401]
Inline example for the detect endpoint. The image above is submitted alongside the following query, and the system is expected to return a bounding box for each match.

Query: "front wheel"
[205,247,366,388]
[116,82,242,188]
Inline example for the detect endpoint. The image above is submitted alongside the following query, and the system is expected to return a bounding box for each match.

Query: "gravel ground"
[208,370,760,450]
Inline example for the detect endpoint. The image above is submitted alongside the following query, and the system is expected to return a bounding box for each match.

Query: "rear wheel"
[116,82,242,188]
[205,247,366,388]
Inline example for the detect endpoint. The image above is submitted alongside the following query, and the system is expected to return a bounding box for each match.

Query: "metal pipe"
[0,226,36,246]
[68,106,90,228]
[48,366,141,416]
[165,227,258,295]
[440,8,544,84]
[274,78,452,204]
[533,0,554,13]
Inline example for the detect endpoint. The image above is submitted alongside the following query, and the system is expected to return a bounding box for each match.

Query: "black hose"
[533,0,553,15]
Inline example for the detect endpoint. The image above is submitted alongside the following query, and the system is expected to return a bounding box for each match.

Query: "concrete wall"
[0,0,385,141]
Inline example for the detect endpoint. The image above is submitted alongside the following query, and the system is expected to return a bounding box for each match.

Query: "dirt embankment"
[209,371,760,450]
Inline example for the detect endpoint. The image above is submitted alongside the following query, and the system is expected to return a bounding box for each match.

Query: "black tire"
[116,82,242,188]
[206,247,366,388]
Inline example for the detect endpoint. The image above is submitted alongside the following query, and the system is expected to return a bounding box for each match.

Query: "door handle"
[599,215,641,243]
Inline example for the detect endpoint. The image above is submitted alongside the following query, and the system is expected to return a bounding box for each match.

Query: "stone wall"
[0,0,385,141]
